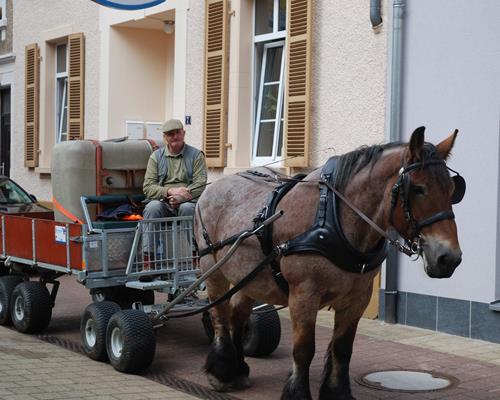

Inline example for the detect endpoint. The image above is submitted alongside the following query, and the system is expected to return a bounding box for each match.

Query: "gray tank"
[51,139,158,223]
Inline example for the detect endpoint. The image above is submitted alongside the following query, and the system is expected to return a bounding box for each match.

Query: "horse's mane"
[334,142,451,191]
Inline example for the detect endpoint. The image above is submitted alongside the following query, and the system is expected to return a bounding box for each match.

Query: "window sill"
[35,167,51,176]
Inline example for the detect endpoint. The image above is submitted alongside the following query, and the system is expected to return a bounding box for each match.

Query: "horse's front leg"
[282,285,320,400]
[319,307,364,400]
[228,292,254,388]
[204,270,249,392]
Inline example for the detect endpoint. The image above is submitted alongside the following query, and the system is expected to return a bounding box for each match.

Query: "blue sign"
[92,0,165,10]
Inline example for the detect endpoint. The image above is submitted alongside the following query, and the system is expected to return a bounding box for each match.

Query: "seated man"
[143,118,207,219]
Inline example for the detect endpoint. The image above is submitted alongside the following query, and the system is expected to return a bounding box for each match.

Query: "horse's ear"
[436,129,458,160]
[408,126,425,160]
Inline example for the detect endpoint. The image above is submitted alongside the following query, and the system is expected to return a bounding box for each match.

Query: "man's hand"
[165,187,192,208]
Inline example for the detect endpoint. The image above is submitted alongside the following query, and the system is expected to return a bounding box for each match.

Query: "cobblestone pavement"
[2,309,500,399]
[0,326,198,400]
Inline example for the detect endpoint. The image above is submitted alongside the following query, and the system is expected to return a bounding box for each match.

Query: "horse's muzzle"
[422,238,462,279]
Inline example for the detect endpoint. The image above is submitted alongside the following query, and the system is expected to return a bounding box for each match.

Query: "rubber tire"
[0,275,23,325]
[91,287,154,309]
[106,309,156,373]
[81,301,120,362]
[11,281,52,333]
[243,304,281,357]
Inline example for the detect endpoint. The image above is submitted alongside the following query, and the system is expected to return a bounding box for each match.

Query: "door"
[0,87,11,177]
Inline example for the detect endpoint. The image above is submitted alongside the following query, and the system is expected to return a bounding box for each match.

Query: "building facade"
[14,1,500,345]
[0,0,13,177]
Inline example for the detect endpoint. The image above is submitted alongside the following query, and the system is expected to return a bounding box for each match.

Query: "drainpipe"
[385,0,405,324]
[370,0,383,29]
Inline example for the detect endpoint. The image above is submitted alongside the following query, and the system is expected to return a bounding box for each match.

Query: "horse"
[194,126,463,400]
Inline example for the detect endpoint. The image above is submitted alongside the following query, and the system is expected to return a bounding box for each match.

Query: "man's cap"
[162,119,184,133]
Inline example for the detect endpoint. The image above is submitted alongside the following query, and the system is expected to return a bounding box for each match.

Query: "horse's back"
[195,170,279,240]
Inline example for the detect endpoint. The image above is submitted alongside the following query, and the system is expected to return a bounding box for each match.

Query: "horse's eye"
[411,185,427,196]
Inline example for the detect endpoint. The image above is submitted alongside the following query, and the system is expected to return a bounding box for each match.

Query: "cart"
[0,195,282,373]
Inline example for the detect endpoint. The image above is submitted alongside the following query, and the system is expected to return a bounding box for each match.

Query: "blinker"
[451,174,466,204]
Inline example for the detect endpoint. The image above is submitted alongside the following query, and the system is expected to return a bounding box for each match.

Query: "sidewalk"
[0,326,198,400]
[2,311,500,400]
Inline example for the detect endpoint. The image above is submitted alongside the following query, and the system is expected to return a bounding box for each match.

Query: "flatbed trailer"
[0,195,282,373]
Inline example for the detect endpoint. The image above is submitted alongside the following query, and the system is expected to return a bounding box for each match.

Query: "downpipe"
[385,0,405,324]
[370,0,383,29]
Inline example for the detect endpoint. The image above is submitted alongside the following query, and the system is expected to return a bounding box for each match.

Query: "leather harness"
[253,157,387,296]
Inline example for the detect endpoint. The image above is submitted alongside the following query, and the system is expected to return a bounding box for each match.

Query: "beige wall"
[310,1,387,167]
[107,27,173,138]
[201,0,388,179]
[12,0,100,199]
[11,0,387,199]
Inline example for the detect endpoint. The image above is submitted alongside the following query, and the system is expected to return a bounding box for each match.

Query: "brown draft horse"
[194,127,462,399]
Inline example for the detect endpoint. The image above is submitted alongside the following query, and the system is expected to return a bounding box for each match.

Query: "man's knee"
[143,200,168,219]
[178,202,196,217]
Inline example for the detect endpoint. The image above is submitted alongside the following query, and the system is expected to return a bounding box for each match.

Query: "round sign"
[92,0,165,10]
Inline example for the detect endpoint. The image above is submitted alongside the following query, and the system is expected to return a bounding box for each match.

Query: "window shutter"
[203,0,229,167]
[25,44,40,168]
[68,33,85,140]
[284,0,312,167]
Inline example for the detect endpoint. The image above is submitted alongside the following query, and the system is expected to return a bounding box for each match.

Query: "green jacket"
[143,144,207,201]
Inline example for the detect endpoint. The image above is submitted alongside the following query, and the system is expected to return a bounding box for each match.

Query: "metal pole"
[385,0,405,324]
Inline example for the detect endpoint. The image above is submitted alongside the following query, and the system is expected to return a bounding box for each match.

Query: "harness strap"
[166,248,281,319]
[416,210,455,230]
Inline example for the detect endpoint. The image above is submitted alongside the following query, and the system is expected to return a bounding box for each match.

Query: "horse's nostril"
[438,253,461,269]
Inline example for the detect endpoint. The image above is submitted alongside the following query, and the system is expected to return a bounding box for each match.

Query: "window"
[253,0,287,165]
[0,0,7,41]
[56,43,68,143]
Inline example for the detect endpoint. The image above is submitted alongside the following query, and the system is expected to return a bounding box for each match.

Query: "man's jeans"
[142,200,196,255]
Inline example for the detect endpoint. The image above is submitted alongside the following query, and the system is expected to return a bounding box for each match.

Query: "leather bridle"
[389,158,465,256]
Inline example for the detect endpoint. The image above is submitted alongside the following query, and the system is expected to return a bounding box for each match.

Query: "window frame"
[252,40,286,165]
[55,42,68,143]
[251,0,287,166]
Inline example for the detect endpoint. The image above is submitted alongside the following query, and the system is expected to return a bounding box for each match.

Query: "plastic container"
[51,139,158,223]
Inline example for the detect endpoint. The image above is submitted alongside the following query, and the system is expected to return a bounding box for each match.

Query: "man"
[143,118,207,219]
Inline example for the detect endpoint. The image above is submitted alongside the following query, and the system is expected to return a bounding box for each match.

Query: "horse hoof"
[207,373,251,392]
[234,375,251,390]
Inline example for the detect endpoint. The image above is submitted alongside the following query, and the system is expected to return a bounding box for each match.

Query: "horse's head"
[390,127,464,278]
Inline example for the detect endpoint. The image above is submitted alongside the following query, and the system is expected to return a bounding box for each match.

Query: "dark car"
[0,176,54,219]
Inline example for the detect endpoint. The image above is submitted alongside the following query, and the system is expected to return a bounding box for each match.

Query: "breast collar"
[282,156,388,274]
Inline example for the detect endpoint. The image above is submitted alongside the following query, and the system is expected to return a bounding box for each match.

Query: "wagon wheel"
[0,275,23,325]
[106,309,156,373]
[11,281,53,333]
[81,301,120,362]
[202,305,282,357]
[91,287,154,309]
[243,304,281,357]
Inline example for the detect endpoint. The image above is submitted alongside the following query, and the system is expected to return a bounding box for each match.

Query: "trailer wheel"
[106,309,156,373]
[11,281,52,333]
[0,275,23,325]
[91,287,154,309]
[81,301,120,362]
[243,304,281,357]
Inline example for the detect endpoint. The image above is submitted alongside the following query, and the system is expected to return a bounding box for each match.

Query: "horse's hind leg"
[319,308,364,400]
[204,271,251,392]
[281,287,320,400]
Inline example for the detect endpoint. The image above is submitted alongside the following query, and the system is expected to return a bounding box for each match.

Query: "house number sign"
[92,0,165,10]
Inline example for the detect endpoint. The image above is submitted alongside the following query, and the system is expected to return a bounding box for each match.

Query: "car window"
[0,180,33,204]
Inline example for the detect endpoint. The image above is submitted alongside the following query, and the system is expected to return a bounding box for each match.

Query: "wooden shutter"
[203,0,229,167]
[68,33,85,140]
[25,44,40,168]
[284,0,312,167]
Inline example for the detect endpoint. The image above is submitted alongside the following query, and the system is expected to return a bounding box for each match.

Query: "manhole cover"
[355,369,458,393]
